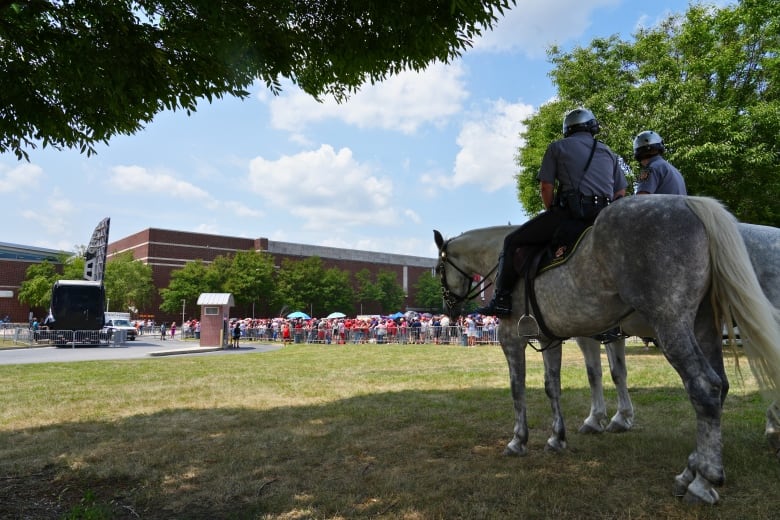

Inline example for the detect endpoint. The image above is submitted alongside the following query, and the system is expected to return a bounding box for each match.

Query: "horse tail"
[686,196,780,403]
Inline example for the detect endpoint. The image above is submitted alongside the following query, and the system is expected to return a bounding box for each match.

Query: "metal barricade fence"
[6,328,113,347]
[294,324,500,346]
[171,322,501,346]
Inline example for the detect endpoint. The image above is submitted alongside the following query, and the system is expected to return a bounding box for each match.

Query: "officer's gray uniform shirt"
[537,131,628,197]
[635,155,687,195]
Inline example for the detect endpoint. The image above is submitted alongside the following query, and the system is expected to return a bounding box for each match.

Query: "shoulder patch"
[638,167,650,182]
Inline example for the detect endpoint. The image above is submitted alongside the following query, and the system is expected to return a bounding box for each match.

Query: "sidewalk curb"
[149,346,224,357]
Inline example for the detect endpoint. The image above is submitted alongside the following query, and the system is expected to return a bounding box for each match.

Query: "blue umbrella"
[388,311,405,319]
[286,311,311,319]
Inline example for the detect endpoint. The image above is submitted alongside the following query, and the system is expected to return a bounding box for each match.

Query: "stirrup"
[592,327,622,344]
[517,314,540,338]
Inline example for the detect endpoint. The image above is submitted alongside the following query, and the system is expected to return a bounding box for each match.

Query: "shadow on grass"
[0,386,777,520]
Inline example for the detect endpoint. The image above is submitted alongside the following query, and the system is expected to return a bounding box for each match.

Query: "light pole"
[181,299,186,338]
[106,298,110,312]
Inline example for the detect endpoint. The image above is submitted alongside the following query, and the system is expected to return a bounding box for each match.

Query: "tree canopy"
[18,250,153,313]
[158,259,215,316]
[157,251,414,318]
[103,251,154,313]
[17,253,84,308]
[412,271,444,312]
[272,256,363,317]
[516,0,779,226]
[1,0,515,160]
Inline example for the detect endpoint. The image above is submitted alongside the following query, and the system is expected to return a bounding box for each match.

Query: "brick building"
[108,228,438,323]
[0,242,63,323]
[1,229,438,324]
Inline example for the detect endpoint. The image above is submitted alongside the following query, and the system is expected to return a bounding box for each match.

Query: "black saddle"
[511,219,591,278]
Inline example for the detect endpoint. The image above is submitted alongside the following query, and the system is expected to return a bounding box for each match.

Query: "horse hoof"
[605,420,631,433]
[544,438,567,453]
[680,474,720,505]
[673,468,695,497]
[683,486,719,505]
[578,422,603,434]
[503,439,528,457]
[503,445,527,457]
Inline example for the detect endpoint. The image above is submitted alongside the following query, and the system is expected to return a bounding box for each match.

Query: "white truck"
[103,312,137,341]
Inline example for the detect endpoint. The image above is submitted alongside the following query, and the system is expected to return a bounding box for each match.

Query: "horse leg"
[542,342,567,452]
[501,339,529,456]
[767,401,780,461]
[695,299,729,408]
[604,338,634,432]
[575,337,608,434]
[656,325,724,505]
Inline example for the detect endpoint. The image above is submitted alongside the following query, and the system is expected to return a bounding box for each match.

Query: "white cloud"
[404,209,422,224]
[442,99,535,192]
[0,163,43,193]
[288,133,314,147]
[634,5,701,33]
[20,188,74,236]
[230,202,264,218]
[475,0,620,56]
[248,145,398,230]
[193,222,219,235]
[267,62,468,133]
[109,165,210,199]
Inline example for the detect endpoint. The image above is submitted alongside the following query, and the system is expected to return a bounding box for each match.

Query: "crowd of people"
[224,313,500,347]
[127,314,501,346]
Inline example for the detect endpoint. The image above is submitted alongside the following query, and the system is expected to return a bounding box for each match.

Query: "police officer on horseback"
[476,108,627,317]
[633,130,687,195]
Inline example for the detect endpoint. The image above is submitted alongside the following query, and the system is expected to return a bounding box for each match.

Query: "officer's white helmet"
[633,130,665,160]
[562,108,600,137]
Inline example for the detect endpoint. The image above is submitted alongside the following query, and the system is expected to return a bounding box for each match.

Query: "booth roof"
[196,293,235,306]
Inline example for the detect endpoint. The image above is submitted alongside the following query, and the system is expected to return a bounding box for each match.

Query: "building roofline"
[110,228,437,267]
[0,242,71,262]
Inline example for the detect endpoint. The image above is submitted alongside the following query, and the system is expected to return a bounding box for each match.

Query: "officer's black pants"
[503,208,569,252]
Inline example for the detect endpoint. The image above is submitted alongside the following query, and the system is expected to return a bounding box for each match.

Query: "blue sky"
[1,0,706,258]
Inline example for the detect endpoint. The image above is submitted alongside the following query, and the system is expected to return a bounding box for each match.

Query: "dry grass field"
[0,340,777,519]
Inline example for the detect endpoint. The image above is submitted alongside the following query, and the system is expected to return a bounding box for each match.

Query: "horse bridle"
[436,237,497,311]
[436,236,567,352]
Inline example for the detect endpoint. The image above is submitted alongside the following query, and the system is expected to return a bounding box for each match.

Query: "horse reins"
[437,237,562,353]
[436,238,497,311]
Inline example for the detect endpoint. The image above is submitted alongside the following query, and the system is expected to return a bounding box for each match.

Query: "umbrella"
[326,311,346,319]
[388,311,405,319]
[286,311,311,319]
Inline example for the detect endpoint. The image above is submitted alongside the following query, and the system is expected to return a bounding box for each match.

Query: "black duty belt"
[580,195,611,205]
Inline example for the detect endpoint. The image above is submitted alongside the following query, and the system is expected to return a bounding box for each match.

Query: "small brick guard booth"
[196,293,235,348]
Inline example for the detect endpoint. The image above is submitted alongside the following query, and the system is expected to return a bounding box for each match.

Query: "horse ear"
[433,230,444,249]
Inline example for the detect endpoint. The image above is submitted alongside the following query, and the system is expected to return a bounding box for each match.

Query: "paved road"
[0,336,281,365]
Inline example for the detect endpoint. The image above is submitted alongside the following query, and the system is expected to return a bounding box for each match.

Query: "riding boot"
[476,252,518,317]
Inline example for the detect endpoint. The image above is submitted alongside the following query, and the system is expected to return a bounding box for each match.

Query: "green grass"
[0,341,777,519]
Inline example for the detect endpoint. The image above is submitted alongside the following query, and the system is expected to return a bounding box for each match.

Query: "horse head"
[433,227,508,318]
[434,230,467,317]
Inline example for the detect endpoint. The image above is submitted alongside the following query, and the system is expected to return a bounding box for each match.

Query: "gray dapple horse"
[575,223,780,455]
[434,195,780,504]
[477,222,780,446]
